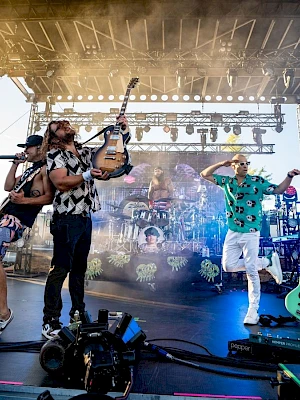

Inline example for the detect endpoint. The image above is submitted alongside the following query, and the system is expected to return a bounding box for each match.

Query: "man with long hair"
[148,166,174,210]
[0,135,54,333]
[41,118,129,339]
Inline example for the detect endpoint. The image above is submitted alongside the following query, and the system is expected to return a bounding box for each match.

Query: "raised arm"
[273,169,300,194]
[200,160,236,184]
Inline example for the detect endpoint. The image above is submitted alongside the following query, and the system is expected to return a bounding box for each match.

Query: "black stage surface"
[0,273,299,400]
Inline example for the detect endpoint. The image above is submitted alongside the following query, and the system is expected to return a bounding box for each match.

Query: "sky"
[0,76,299,210]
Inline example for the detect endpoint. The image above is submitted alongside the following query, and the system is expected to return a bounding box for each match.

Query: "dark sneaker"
[243,308,259,325]
[0,309,14,332]
[266,251,283,284]
[42,318,62,340]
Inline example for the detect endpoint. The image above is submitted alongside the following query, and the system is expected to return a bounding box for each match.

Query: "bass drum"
[119,195,149,218]
[137,225,165,253]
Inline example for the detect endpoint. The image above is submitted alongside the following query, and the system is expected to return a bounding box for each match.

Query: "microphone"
[0,155,26,160]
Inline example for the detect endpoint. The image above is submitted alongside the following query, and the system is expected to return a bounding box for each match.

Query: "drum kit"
[104,195,227,254]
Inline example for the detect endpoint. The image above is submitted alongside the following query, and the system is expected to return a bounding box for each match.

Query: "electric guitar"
[92,77,139,178]
[0,166,42,213]
[285,265,300,320]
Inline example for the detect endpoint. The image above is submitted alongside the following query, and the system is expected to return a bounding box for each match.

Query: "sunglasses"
[238,161,251,166]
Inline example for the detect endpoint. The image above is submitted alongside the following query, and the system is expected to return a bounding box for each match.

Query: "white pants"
[222,229,269,310]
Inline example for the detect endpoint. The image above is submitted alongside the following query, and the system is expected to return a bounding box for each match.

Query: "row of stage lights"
[52,94,284,102]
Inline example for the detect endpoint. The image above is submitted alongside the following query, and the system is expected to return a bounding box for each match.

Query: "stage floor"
[0,274,299,400]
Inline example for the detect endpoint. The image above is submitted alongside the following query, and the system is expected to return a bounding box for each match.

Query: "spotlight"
[108,66,119,78]
[135,127,143,141]
[143,125,151,133]
[252,127,266,145]
[170,128,178,142]
[283,68,295,89]
[46,69,55,78]
[210,128,218,142]
[34,122,41,132]
[163,125,170,133]
[224,125,231,133]
[85,125,92,133]
[227,68,238,88]
[275,124,283,133]
[232,125,241,136]
[186,124,194,135]
[200,133,207,147]
[262,64,275,77]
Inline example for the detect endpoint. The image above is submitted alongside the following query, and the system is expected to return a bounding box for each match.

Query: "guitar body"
[285,283,300,320]
[92,125,133,178]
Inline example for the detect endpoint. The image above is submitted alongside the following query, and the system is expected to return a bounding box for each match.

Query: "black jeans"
[43,214,92,322]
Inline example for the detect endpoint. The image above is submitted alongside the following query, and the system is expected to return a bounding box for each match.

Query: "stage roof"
[0,0,300,104]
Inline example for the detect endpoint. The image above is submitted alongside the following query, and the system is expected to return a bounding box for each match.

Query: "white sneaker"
[243,308,259,325]
[266,252,283,284]
[0,309,13,332]
[41,319,62,340]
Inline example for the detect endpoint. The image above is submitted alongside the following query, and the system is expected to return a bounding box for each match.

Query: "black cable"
[146,337,214,356]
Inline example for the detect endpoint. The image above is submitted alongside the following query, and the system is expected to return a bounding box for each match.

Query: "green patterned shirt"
[212,174,278,233]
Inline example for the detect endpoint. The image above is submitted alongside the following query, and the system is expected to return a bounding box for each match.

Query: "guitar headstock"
[128,77,139,89]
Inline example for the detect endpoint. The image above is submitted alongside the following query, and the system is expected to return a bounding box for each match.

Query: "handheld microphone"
[0,155,26,160]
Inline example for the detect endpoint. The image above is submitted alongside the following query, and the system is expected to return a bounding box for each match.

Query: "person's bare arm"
[4,154,25,191]
[200,160,237,184]
[9,166,54,205]
[49,167,109,192]
[148,180,154,199]
[273,169,300,194]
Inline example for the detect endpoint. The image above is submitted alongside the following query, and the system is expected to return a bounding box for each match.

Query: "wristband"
[287,172,294,179]
[82,170,93,181]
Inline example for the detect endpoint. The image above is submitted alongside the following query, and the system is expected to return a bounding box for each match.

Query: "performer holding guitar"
[0,135,54,333]
[41,114,131,339]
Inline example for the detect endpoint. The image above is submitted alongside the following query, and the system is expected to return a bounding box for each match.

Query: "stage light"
[46,69,55,78]
[140,95,147,101]
[260,96,266,101]
[57,95,62,101]
[170,128,178,142]
[270,97,286,104]
[275,124,283,133]
[143,125,151,133]
[161,95,168,101]
[151,95,157,101]
[249,96,255,101]
[186,125,194,135]
[98,95,104,100]
[64,108,74,113]
[163,125,170,133]
[34,122,41,132]
[110,108,120,114]
[119,95,124,100]
[238,110,249,115]
[25,75,36,90]
[283,68,294,89]
[227,95,233,101]
[183,95,190,101]
[191,110,201,115]
[77,95,83,100]
[172,95,179,101]
[67,95,73,100]
[85,125,92,133]
[87,95,93,100]
[108,95,115,100]
[205,95,211,101]
[227,68,238,88]
[210,128,218,142]
[238,96,244,101]
[194,95,201,101]
[200,133,207,147]
[135,127,143,141]
[252,127,266,145]
[130,95,136,100]
[262,64,275,77]
[224,125,231,133]
[232,125,241,136]
[216,95,222,101]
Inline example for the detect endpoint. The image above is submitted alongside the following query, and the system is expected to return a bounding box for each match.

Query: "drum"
[121,200,149,218]
[135,209,154,228]
[137,225,165,253]
[154,210,169,227]
[120,220,140,241]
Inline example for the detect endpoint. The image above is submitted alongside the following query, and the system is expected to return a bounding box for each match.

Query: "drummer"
[148,166,174,210]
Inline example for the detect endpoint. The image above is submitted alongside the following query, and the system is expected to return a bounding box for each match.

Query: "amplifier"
[249,333,300,352]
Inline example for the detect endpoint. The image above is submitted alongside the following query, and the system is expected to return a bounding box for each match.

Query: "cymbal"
[155,197,195,203]
[107,202,121,209]
[109,212,131,219]
[154,197,175,202]
[124,195,148,202]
